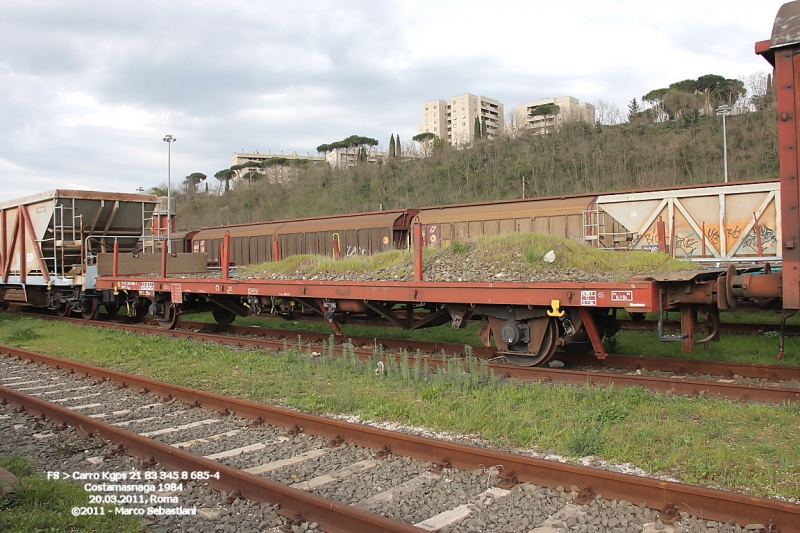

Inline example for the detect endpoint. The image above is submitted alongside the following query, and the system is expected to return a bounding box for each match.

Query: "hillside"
[175,109,779,229]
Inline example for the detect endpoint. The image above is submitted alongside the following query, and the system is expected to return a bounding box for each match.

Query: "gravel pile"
[236,252,637,284]
[234,232,700,284]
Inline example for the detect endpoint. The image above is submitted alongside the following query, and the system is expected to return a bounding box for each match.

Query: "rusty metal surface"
[3,345,799,530]
[620,318,800,337]
[771,1,800,49]
[0,383,423,533]
[99,276,663,313]
[763,28,800,308]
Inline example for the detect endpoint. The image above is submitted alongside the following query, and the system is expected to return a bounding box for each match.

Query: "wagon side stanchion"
[222,232,230,281]
[273,230,281,262]
[332,232,341,260]
[112,238,119,278]
[413,222,423,282]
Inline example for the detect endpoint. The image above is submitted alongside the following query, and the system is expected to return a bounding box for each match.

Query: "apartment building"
[515,96,595,134]
[420,94,504,147]
[230,150,325,186]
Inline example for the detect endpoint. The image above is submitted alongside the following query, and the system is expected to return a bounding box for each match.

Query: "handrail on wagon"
[83,234,166,268]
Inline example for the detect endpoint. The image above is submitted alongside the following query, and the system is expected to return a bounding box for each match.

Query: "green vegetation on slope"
[176,110,779,229]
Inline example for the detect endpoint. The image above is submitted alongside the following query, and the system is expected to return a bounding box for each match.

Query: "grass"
[1,313,799,500]
[239,248,422,278]
[186,308,800,366]
[0,454,141,533]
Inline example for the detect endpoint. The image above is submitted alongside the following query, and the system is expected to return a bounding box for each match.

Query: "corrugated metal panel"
[598,181,781,260]
[417,196,594,224]
[193,211,410,240]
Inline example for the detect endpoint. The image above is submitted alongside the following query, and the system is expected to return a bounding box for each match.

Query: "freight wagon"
[0,190,159,317]
[190,209,418,266]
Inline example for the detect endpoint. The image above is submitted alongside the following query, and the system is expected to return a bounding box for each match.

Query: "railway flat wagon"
[191,209,418,266]
[0,190,159,316]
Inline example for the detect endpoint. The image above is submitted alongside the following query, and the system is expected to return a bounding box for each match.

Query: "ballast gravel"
[0,356,762,532]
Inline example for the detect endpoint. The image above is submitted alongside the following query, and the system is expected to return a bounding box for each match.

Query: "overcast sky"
[0,0,786,202]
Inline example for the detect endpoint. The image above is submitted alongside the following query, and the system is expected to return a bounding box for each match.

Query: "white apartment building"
[230,150,325,186]
[420,94,504,147]
[515,96,595,134]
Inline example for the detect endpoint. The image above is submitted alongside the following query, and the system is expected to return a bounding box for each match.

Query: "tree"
[643,88,669,122]
[594,100,624,126]
[412,132,435,157]
[389,134,396,158]
[474,116,481,141]
[627,98,641,121]
[149,186,168,197]
[748,71,775,111]
[481,116,488,138]
[662,89,699,121]
[395,135,401,157]
[214,169,234,193]
[184,172,206,193]
[530,103,561,133]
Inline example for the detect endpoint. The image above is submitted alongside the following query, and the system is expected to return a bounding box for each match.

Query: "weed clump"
[3,319,41,345]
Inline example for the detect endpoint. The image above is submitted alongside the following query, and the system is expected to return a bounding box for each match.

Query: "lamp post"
[162,134,176,252]
[716,105,732,183]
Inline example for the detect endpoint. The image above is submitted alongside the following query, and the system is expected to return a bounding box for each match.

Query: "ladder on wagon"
[582,208,633,250]
[47,203,83,279]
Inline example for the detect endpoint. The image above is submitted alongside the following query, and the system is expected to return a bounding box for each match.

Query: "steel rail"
[2,345,799,531]
[5,311,800,403]
[619,319,800,336]
[9,305,800,382]
[0,384,422,533]
[177,319,800,383]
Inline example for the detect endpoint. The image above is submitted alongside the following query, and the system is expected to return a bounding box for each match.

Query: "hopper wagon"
[0,190,160,317]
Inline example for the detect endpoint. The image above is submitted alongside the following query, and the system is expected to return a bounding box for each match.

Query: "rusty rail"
[5,308,800,402]
[2,345,799,531]
[0,383,422,533]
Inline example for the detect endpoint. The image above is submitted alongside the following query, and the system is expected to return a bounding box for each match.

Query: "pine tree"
[389,134,395,158]
[396,135,401,157]
[628,98,641,121]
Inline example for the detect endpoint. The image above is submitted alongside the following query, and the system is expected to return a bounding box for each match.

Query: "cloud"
[0,0,786,202]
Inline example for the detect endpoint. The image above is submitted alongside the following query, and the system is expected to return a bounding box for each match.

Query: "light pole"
[716,105,732,183]
[162,134,176,251]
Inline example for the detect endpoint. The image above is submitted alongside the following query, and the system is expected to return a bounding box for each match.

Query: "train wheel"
[211,308,236,326]
[104,303,119,315]
[81,299,99,321]
[130,302,149,323]
[500,317,559,367]
[629,312,646,322]
[157,305,180,329]
[55,303,71,317]
[0,300,8,311]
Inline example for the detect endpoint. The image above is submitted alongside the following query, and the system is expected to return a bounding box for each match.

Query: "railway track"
[619,319,800,336]
[2,345,799,532]
[8,308,800,404]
